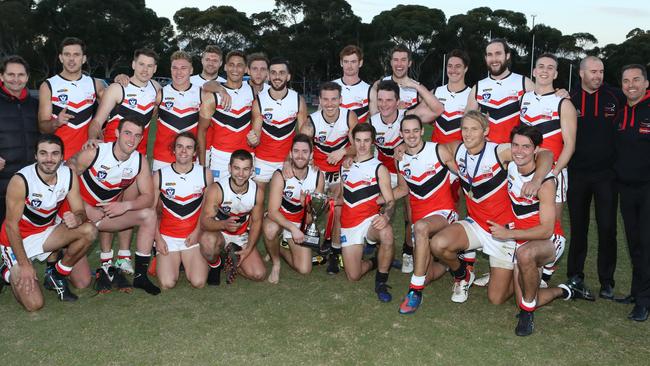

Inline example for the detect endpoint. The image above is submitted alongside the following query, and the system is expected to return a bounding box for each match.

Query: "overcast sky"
[145,0,648,47]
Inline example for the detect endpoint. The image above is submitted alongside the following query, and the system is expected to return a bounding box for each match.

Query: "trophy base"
[301,234,321,250]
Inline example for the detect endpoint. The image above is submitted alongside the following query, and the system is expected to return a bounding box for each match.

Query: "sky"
[145,0,649,47]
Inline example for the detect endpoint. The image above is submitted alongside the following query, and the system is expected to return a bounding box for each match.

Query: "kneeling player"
[0,135,97,311]
[488,125,573,336]
[199,150,266,283]
[153,132,212,289]
[263,134,325,283]
[340,123,395,302]
[393,115,457,313]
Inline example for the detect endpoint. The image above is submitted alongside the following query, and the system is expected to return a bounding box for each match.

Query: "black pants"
[618,181,650,307]
[566,168,618,287]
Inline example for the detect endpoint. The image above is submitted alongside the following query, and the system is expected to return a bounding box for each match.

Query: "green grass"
[1,119,648,365]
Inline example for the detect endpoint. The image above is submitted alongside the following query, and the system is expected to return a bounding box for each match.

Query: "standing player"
[489,125,574,336]
[1,135,97,311]
[339,123,395,302]
[430,110,554,304]
[68,118,160,295]
[152,51,202,171]
[246,52,270,95]
[395,115,458,314]
[199,150,266,283]
[153,132,212,289]
[38,37,105,160]
[300,82,357,274]
[263,134,324,283]
[333,45,371,123]
[249,58,308,190]
[190,45,226,85]
[466,39,533,143]
[198,50,255,180]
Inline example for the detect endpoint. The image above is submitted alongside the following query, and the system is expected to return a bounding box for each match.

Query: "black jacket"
[614,91,650,183]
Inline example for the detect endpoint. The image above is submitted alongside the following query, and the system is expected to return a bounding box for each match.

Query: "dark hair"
[377,80,400,100]
[485,38,511,56]
[447,49,470,68]
[229,149,253,165]
[390,44,411,61]
[292,133,313,152]
[536,53,558,67]
[172,131,198,152]
[621,64,648,81]
[400,114,422,131]
[269,57,291,74]
[134,48,159,64]
[59,37,86,54]
[340,45,364,61]
[247,52,269,68]
[203,45,223,58]
[352,121,376,141]
[35,134,64,155]
[0,55,29,75]
[226,50,246,63]
[117,116,145,132]
[510,124,543,147]
[319,81,342,95]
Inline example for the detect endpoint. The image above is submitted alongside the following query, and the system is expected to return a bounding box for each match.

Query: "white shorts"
[222,231,249,249]
[1,225,57,268]
[340,215,378,248]
[210,148,233,181]
[254,158,282,183]
[515,234,566,269]
[152,159,171,172]
[457,217,516,270]
[421,209,459,224]
[556,168,568,203]
[158,234,199,253]
[282,221,301,241]
[390,173,398,189]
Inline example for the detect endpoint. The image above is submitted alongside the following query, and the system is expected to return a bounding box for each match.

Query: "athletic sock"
[208,256,222,268]
[55,260,72,277]
[451,261,467,281]
[519,297,537,312]
[402,242,413,256]
[100,250,114,267]
[117,249,131,261]
[133,252,161,295]
[375,270,389,285]
[409,274,426,292]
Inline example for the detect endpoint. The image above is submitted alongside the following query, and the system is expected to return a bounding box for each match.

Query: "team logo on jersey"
[97,170,107,181]
[520,107,527,116]
[58,94,69,104]
[31,199,42,208]
[458,163,466,176]
[481,93,491,101]
[404,168,412,178]
[263,113,273,122]
[376,136,385,145]
[341,173,348,182]
[164,101,174,110]
[508,180,513,190]
[318,134,327,143]
[128,98,138,107]
[165,188,175,197]
[283,190,293,198]
[604,103,617,118]
[221,206,231,213]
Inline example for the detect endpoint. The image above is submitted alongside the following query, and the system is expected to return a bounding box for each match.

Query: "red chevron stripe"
[216,105,252,115]
[340,100,368,108]
[51,98,94,109]
[344,178,377,189]
[442,110,463,118]
[521,112,559,123]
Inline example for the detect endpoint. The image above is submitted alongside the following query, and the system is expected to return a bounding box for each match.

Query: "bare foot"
[267,264,280,284]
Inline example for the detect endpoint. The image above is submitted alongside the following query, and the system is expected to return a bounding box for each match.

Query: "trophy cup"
[302,192,332,254]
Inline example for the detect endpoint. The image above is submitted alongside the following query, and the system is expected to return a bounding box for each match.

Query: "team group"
[0,35,648,335]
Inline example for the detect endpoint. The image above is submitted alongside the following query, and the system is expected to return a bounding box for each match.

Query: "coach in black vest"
[0,55,40,223]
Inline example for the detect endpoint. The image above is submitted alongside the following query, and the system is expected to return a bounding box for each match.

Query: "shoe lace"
[48,275,66,299]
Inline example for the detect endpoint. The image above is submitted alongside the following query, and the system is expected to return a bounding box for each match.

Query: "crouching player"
[263,134,325,283]
[488,125,573,336]
[199,150,266,284]
[153,132,212,289]
[340,122,395,302]
[0,135,97,311]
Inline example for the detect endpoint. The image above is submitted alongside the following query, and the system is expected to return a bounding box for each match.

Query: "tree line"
[1,0,648,92]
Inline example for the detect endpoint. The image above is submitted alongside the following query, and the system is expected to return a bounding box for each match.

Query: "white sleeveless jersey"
[210,82,255,152]
[158,164,207,238]
[475,72,526,143]
[432,85,471,143]
[215,178,258,235]
[79,142,142,206]
[520,91,565,161]
[189,74,226,87]
[309,107,350,173]
[255,88,300,162]
[341,157,382,228]
[333,78,370,122]
[382,75,418,109]
[280,166,320,223]
[369,109,405,174]
[154,83,202,163]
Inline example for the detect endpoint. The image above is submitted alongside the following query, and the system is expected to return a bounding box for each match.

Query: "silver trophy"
[302,192,331,253]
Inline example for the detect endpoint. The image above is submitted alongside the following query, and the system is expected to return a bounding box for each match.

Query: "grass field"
[1,119,648,365]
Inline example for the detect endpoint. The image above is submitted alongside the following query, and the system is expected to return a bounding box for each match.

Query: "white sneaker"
[401,253,414,273]
[451,270,475,303]
[114,258,134,275]
[473,272,490,287]
[539,279,548,289]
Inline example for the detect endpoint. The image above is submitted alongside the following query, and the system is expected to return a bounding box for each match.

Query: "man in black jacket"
[0,55,40,224]
[566,56,622,300]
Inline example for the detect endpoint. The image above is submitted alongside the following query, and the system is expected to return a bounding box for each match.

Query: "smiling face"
[485,42,510,77]
[115,121,144,156]
[621,67,649,104]
[0,62,28,96]
[320,89,341,119]
[533,56,558,88]
[511,133,538,169]
[228,157,253,186]
[201,52,222,77]
[225,55,247,84]
[35,142,63,176]
[269,64,290,91]
[400,117,424,150]
[171,58,192,87]
[390,51,411,79]
[377,89,399,119]
[461,116,488,152]
[132,55,157,84]
[446,56,467,84]
[290,141,312,170]
[579,58,604,92]
[173,136,196,165]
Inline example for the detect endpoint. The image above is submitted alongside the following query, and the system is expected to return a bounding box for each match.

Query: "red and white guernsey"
[341,157,382,228]
[520,91,565,161]
[255,88,300,163]
[432,85,470,143]
[158,164,207,238]
[46,74,98,160]
[189,74,226,86]
[475,72,526,143]
[79,142,142,206]
[0,164,72,245]
[398,142,455,222]
[310,107,350,173]
[210,83,254,153]
[382,76,418,109]
[456,141,513,231]
[104,81,157,155]
[370,110,404,174]
[154,84,201,164]
[279,166,320,223]
[333,78,370,123]
[215,177,258,236]
[507,163,563,244]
